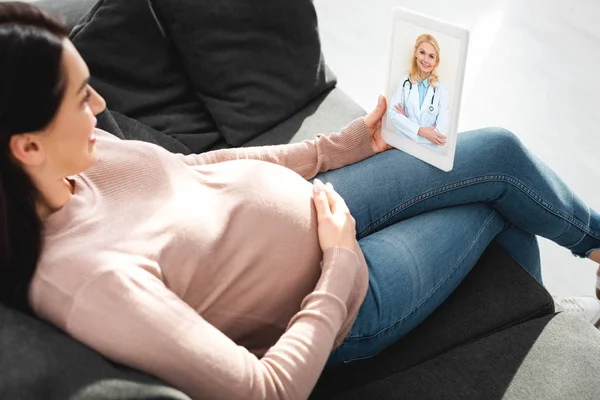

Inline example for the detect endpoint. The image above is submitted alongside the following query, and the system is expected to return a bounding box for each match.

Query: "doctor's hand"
[394,104,406,116]
[418,125,447,146]
[364,95,393,153]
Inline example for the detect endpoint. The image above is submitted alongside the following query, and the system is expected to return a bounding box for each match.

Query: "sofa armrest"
[311,242,554,399]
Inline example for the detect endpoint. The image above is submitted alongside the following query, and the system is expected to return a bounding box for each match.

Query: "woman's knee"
[465,127,526,159]
[482,127,522,148]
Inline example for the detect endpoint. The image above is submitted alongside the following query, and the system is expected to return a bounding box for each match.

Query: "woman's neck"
[35,177,75,220]
[419,72,431,81]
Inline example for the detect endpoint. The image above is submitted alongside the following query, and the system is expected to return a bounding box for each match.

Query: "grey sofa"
[1,0,599,399]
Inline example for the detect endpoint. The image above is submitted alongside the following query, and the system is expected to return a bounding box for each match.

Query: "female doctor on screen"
[390,34,449,151]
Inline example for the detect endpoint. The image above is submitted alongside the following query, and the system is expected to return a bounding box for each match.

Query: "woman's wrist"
[317,247,360,301]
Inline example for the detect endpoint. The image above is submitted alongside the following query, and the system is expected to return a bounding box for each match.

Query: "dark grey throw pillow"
[96,109,192,155]
[150,0,337,146]
[69,0,223,154]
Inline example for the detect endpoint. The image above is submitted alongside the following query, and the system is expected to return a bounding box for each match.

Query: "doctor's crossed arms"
[394,104,444,146]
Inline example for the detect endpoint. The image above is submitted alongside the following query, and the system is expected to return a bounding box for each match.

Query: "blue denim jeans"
[312,127,600,366]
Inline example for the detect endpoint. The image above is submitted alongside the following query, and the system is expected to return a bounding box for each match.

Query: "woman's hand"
[312,179,356,253]
[364,95,393,153]
[394,104,406,116]
[418,125,447,146]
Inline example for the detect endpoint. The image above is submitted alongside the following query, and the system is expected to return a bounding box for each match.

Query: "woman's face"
[14,39,106,178]
[415,41,438,76]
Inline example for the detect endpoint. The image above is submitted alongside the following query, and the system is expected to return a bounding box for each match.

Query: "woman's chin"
[85,147,98,168]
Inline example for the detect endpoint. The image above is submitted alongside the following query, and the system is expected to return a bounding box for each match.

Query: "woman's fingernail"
[378,95,383,105]
[313,179,324,193]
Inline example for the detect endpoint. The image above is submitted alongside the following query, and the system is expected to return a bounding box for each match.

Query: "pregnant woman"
[1,3,599,399]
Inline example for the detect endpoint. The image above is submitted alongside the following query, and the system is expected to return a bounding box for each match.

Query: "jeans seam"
[358,174,600,240]
[565,228,589,249]
[345,210,499,342]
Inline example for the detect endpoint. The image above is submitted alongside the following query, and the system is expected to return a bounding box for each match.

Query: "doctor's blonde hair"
[408,34,441,88]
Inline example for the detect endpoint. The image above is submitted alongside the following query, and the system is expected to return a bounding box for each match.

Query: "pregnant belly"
[197,160,324,352]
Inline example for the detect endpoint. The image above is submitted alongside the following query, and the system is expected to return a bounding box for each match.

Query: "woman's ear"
[9,133,45,167]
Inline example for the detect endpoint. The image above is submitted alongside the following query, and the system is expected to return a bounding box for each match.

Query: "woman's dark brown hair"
[0,2,69,313]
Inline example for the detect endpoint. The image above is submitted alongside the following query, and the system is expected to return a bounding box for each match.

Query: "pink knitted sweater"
[29,118,375,400]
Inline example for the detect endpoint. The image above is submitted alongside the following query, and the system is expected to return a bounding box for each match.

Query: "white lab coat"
[389,74,450,151]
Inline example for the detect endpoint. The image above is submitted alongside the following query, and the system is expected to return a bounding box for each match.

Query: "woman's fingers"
[312,179,332,217]
[436,132,447,145]
[323,182,349,214]
[312,179,357,253]
[313,179,350,215]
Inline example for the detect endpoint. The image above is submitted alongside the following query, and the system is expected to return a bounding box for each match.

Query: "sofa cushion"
[150,0,337,147]
[244,87,368,147]
[498,313,600,400]
[68,0,222,154]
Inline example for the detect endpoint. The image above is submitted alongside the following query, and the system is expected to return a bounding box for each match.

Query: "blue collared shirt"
[418,79,430,108]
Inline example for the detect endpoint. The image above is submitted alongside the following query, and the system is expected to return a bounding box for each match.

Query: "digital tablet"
[382,8,470,172]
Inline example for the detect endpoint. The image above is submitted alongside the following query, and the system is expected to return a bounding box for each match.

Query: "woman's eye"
[83,89,91,104]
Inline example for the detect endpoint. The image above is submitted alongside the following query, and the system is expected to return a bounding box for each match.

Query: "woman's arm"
[94,120,375,180]
[174,119,376,180]
[63,250,360,400]
[388,81,423,142]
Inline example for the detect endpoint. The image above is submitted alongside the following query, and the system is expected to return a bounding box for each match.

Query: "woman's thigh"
[327,203,516,366]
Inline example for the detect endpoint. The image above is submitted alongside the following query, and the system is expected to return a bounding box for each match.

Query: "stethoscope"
[402,79,437,114]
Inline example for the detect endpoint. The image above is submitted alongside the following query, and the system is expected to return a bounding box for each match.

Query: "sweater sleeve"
[64,247,360,400]
[174,118,376,180]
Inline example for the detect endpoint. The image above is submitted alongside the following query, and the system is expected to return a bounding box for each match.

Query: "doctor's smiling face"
[415,41,438,75]
[410,34,441,82]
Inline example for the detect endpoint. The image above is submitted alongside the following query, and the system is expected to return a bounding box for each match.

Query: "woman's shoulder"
[93,127,174,165]
[95,128,122,141]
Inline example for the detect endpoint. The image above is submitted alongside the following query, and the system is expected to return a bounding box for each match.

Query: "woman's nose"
[92,93,107,116]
